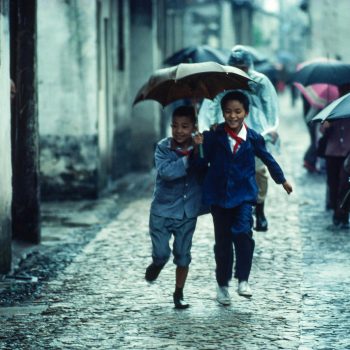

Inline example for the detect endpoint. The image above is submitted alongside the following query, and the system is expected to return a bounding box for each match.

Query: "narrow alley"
[1,93,349,349]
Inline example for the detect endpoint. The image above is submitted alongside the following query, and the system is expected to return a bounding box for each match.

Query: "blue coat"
[201,123,286,208]
[150,138,204,219]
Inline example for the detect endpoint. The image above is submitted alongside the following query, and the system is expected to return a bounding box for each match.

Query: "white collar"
[237,124,247,141]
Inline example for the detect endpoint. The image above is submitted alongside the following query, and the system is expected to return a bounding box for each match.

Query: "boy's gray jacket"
[150,138,203,219]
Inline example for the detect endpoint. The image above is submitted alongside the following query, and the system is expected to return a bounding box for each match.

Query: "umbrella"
[164,45,228,65]
[133,61,254,107]
[311,92,350,122]
[254,61,278,85]
[291,60,350,86]
[294,83,339,109]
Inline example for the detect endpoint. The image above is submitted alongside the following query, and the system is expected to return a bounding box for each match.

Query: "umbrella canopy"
[255,61,278,83]
[133,61,254,107]
[294,82,339,109]
[291,61,350,86]
[164,45,228,65]
[311,92,350,122]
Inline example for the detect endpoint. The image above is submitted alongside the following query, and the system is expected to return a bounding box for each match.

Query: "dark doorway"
[9,0,40,243]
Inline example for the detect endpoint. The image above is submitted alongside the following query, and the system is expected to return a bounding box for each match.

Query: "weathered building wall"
[0,0,12,273]
[253,11,279,57]
[129,0,161,171]
[182,2,226,48]
[37,0,159,196]
[220,0,235,50]
[97,0,133,181]
[308,0,350,60]
[37,0,99,198]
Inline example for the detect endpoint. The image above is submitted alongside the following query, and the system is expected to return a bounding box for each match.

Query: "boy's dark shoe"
[145,263,164,282]
[173,291,189,309]
[254,202,268,232]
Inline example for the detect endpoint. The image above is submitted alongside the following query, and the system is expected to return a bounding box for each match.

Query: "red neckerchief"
[171,140,193,157]
[175,148,192,156]
[224,124,246,154]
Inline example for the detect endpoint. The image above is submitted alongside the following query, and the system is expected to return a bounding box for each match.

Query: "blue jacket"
[201,124,286,208]
[150,137,204,219]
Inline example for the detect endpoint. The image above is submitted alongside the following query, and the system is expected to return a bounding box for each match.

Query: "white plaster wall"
[309,0,350,61]
[220,1,235,50]
[129,1,161,169]
[0,4,12,215]
[37,0,98,136]
[253,13,279,57]
[183,3,220,47]
[0,1,12,272]
[130,25,159,133]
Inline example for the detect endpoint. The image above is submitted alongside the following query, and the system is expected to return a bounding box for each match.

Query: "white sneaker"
[237,281,252,298]
[216,285,231,305]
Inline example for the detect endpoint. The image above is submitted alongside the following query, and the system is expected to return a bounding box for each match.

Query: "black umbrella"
[254,61,278,85]
[133,62,254,107]
[291,61,350,86]
[311,92,350,122]
[164,45,228,65]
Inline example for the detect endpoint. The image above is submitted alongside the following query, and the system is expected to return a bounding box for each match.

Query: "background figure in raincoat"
[198,46,279,231]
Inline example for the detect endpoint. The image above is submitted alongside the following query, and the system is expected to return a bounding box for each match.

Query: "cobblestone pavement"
[0,93,349,349]
[281,99,350,350]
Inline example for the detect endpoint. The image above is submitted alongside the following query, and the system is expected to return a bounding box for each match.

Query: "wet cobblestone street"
[1,94,349,349]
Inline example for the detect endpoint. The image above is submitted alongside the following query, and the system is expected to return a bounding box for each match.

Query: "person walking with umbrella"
[198,46,279,232]
[315,84,350,230]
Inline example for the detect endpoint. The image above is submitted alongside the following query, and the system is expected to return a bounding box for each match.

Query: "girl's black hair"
[220,91,249,113]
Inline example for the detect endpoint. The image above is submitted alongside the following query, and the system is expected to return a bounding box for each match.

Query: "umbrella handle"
[191,99,204,158]
[199,144,204,158]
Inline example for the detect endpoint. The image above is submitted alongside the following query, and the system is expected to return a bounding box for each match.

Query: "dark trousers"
[326,156,350,223]
[304,116,318,166]
[303,122,318,166]
[211,204,255,286]
[302,97,318,167]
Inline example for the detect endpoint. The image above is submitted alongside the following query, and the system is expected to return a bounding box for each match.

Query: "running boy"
[193,91,293,306]
[145,106,204,309]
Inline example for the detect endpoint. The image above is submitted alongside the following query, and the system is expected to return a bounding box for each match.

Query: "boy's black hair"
[172,106,196,125]
[220,91,249,113]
